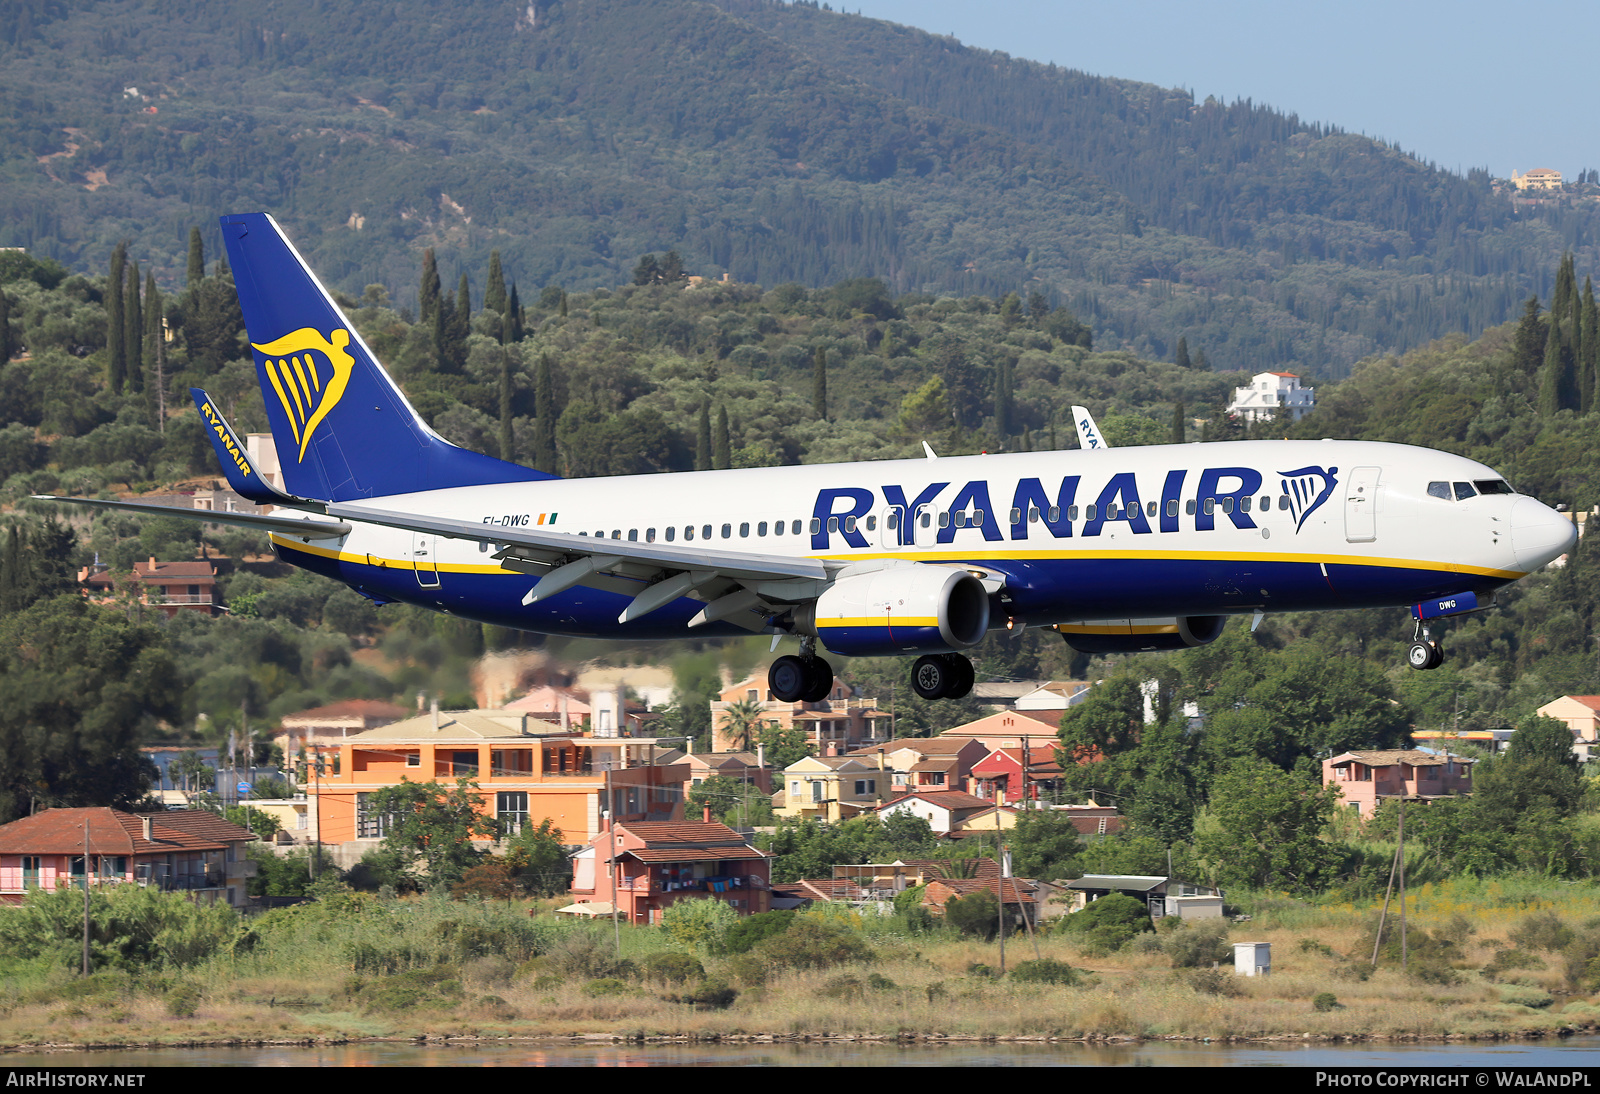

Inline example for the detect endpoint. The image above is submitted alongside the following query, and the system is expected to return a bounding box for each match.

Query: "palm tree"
[718,697,766,752]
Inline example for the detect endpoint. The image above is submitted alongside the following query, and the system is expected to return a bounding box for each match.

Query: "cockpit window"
[1453,482,1477,501]
[1427,482,1451,500]
[1474,479,1514,495]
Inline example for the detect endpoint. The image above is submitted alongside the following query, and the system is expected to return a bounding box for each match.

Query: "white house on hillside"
[1228,372,1315,422]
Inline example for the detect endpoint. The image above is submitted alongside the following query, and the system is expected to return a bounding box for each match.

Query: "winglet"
[1071,405,1110,449]
[190,388,314,506]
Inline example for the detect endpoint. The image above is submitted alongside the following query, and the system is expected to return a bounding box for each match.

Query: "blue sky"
[843,1,1595,179]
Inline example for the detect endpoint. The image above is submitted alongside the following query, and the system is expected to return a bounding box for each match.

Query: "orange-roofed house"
[875,790,1000,837]
[78,557,220,617]
[569,818,770,923]
[1321,750,1475,817]
[847,737,989,797]
[711,674,888,756]
[306,709,689,849]
[0,808,257,908]
[1536,696,1600,761]
[934,710,1064,753]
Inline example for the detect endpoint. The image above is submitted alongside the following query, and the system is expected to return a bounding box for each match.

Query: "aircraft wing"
[327,502,833,630]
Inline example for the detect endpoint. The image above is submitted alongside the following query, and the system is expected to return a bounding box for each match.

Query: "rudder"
[220,212,554,501]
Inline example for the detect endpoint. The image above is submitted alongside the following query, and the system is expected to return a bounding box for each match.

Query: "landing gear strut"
[768,651,834,703]
[910,652,976,700]
[1406,621,1444,671]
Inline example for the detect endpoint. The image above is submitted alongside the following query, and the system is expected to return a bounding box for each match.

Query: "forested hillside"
[1,0,1595,376]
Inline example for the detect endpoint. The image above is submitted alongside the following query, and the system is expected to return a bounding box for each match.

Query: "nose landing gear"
[1407,622,1444,671]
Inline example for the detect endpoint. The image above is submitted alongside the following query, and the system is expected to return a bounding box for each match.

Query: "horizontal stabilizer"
[33,496,352,539]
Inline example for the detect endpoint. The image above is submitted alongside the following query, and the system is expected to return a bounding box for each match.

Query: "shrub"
[1498,985,1554,1009]
[1481,948,1546,982]
[944,889,999,941]
[668,978,738,1008]
[1183,967,1243,997]
[755,918,874,971]
[1312,992,1339,1012]
[165,982,201,1018]
[1059,894,1152,954]
[723,910,795,954]
[641,951,705,984]
[660,898,740,953]
[545,929,636,980]
[820,975,866,999]
[583,978,631,997]
[1164,920,1232,969]
[1009,958,1082,986]
[1512,911,1574,954]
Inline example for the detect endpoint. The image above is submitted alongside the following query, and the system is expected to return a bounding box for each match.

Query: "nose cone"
[1510,497,1577,570]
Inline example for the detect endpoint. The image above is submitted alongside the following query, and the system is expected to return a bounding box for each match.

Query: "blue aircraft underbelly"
[278,542,1500,641]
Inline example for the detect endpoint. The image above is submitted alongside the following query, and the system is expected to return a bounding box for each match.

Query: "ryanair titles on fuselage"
[807,464,1340,551]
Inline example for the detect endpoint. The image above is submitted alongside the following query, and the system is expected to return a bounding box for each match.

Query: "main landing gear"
[768,651,834,703]
[1407,622,1444,671]
[911,652,976,701]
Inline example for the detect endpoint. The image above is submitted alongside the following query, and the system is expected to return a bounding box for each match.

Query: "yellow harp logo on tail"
[251,328,356,462]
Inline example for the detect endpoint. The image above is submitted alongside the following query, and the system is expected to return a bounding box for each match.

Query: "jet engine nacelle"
[794,565,990,657]
[1055,615,1228,654]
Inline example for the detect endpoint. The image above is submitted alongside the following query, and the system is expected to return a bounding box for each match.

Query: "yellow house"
[1535,696,1600,761]
[775,755,884,822]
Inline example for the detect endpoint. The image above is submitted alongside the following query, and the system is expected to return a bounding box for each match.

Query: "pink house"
[0,808,258,908]
[1322,750,1475,817]
[569,817,770,924]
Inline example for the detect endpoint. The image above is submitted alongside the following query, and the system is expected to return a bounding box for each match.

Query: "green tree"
[944,886,999,939]
[124,258,143,393]
[813,346,827,420]
[533,352,556,473]
[1008,809,1084,881]
[716,696,765,752]
[484,249,508,316]
[0,596,176,822]
[0,285,12,363]
[366,777,498,887]
[713,404,732,470]
[1174,336,1191,370]
[1195,759,1345,895]
[1170,399,1185,443]
[185,227,205,289]
[106,242,126,393]
[505,817,569,896]
[695,400,712,471]
[418,247,441,327]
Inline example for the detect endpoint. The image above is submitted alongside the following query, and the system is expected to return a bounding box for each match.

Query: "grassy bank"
[2,877,1598,1051]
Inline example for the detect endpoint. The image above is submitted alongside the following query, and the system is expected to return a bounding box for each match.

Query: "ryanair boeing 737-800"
[41,214,1578,703]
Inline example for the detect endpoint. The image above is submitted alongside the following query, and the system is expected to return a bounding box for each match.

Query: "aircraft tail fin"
[219,212,556,502]
[1071,405,1110,450]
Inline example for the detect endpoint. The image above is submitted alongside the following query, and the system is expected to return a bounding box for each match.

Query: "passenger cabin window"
[684,526,695,540]
[1166,500,1178,517]
[774,519,784,535]
[1278,495,1290,510]
[666,527,676,542]
[792,519,803,535]
[1427,482,1452,500]
[722,523,732,538]
[739,522,750,537]
[1186,499,1197,515]
[887,511,900,530]
[703,525,713,539]
[758,521,768,536]
[810,518,822,534]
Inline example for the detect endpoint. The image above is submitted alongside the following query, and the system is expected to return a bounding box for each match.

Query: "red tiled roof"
[142,810,257,844]
[0,808,252,855]
[925,877,1038,904]
[793,878,867,901]
[623,845,766,863]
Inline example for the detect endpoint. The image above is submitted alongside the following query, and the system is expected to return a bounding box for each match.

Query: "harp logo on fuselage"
[251,327,356,462]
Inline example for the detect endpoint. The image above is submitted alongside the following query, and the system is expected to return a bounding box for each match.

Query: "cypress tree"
[1193,347,1209,371]
[533,353,556,473]
[713,405,732,470]
[1585,278,1600,415]
[144,270,165,428]
[499,349,514,463]
[484,251,507,316]
[558,289,567,319]
[185,227,204,289]
[419,248,441,327]
[504,282,524,344]
[1539,318,1570,416]
[1513,297,1545,379]
[214,250,229,279]
[106,243,126,394]
[1174,336,1191,370]
[813,346,827,420]
[1553,253,1577,326]
[0,286,12,364]
[457,271,472,317]
[1172,400,1186,444]
[696,401,712,471]
[993,358,1013,440]
[124,259,143,393]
